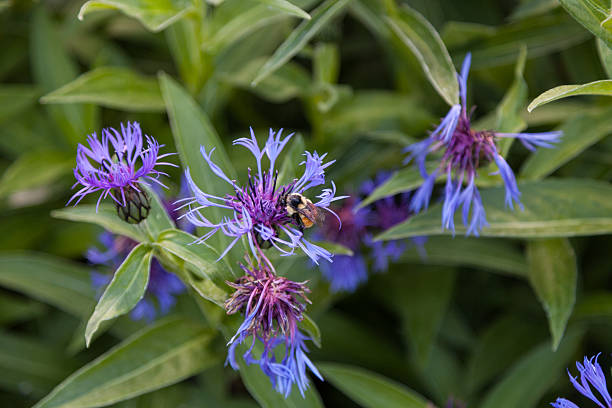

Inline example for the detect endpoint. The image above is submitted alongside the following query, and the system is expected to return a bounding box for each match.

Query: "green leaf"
[319,363,431,408]
[0,85,40,125]
[527,238,576,350]
[153,228,230,306]
[220,58,312,103]
[40,67,165,112]
[252,0,352,85]
[85,244,153,346]
[78,0,196,32]
[376,179,612,239]
[238,344,324,408]
[400,237,528,277]
[165,15,206,95]
[457,13,590,68]
[159,73,236,254]
[479,327,583,408]
[558,0,612,49]
[154,229,230,283]
[357,163,440,209]
[396,267,456,367]
[0,293,46,325]
[0,331,77,397]
[466,315,544,393]
[386,5,459,106]
[0,252,95,318]
[597,38,612,78]
[204,0,318,55]
[528,80,612,112]
[520,108,612,180]
[35,318,218,408]
[0,150,72,198]
[253,0,311,20]
[300,313,322,348]
[31,7,97,145]
[494,45,528,156]
[509,0,559,21]
[52,204,147,243]
[141,185,175,239]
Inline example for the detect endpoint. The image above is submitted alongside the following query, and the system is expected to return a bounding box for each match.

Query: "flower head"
[552,353,612,408]
[405,53,562,236]
[89,232,185,321]
[225,260,321,397]
[180,128,347,264]
[69,122,176,223]
[317,173,424,292]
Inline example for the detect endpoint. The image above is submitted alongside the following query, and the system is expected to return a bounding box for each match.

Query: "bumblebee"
[284,193,324,232]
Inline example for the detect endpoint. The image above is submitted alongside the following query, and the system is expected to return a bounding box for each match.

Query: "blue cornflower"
[318,173,423,292]
[179,128,346,264]
[552,354,612,408]
[224,260,321,397]
[89,232,185,322]
[405,53,562,236]
[68,121,176,223]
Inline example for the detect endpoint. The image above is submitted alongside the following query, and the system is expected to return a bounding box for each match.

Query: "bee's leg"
[293,213,305,233]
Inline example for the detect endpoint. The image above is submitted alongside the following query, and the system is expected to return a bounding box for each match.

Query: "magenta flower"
[68,121,175,223]
[405,53,562,236]
[179,128,347,264]
[225,260,321,397]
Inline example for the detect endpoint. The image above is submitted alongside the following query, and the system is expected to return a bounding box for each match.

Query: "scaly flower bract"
[225,260,321,397]
[551,353,612,408]
[68,121,176,223]
[180,128,346,264]
[405,53,562,236]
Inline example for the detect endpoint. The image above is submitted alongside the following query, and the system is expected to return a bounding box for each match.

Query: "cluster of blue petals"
[405,53,562,236]
[552,353,612,408]
[319,173,424,293]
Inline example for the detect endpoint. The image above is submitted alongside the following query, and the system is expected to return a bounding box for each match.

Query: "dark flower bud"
[112,186,151,224]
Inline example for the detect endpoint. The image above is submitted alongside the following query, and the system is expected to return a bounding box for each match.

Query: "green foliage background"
[1,0,612,407]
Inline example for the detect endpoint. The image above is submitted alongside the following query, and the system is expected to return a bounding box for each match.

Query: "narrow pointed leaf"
[527,238,576,350]
[479,328,583,408]
[376,179,612,239]
[528,80,612,112]
[252,0,351,85]
[85,244,153,346]
[35,318,217,408]
[558,0,612,49]
[254,0,311,20]
[357,163,440,209]
[319,363,431,408]
[52,205,146,243]
[386,5,459,106]
[40,67,164,112]
[521,107,612,180]
[0,252,95,318]
[78,0,196,32]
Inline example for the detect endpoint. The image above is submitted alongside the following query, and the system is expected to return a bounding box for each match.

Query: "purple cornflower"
[179,128,346,264]
[552,354,612,408]
[318,173,423,292]
[225,260,322,397]
[405,53,562,236]
[89,232,185,321]
[68,121,176,224]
